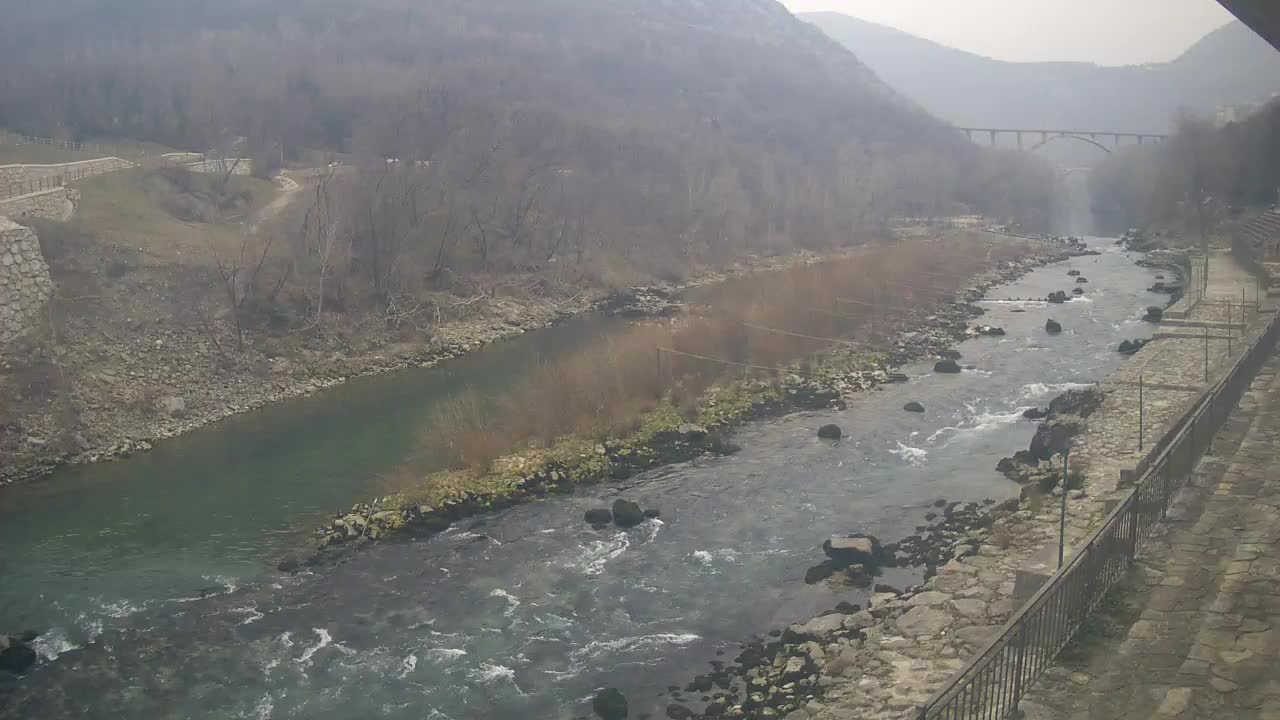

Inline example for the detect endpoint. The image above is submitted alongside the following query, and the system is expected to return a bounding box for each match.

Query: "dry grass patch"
[422,233,1035,472]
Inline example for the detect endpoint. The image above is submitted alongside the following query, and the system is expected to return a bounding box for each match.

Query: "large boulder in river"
[1045,319,1063,334]
[1143,306,1164,322]
[934,359,962,374]
[1048,388,1103,418]
[593,688,628,720]
[611,499,646,528]
[903,401,925,413]
[817,424,842,440]
[1047,291,1068,304]
[823,534,885,570]
[0,635,37,675]
[584,508,613,525]
[1029,420,1082,462]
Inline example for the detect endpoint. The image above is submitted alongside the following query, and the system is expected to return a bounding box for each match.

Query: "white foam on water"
[489,588,521,617]
[95,599,144,618]
[691,549,739,566]
[251,694,274,720]
[30,628,78,662]
[230,605,265,626]
[296,628,333,665]
[570,633,701,662]
[278,631,294,647]
[400,653,418,676]
[889,442,928,466]
[468,662,517,684]
[639,518,664,544]
[77,615,104,644]
[426,648,469,663]
[1020,382,1093,400]
[563,531,630,575]
[932,405,1033,444]
[203,575,240,594]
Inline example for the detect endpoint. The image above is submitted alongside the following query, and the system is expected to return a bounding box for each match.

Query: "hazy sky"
[781,0,1237,66]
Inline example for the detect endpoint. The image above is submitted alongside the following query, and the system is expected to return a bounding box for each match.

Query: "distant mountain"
[802,13,1280,133]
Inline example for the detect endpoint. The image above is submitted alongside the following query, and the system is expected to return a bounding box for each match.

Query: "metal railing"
[917,304,1280,720]
[0,158,135,201]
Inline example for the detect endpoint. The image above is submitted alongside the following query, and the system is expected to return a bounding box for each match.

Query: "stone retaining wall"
[0,157,134,199]
[0,187,75,222]
[0,218,52,345]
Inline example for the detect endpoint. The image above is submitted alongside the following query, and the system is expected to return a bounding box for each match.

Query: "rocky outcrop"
[0,633,37,675]
[933,359,962,374]
[593,688,628,720]
[0,218,52,347]
[611,499,646,528]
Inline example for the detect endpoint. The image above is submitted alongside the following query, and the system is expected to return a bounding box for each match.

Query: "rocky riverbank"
[642,243,1238,720]
[0,247,875,487]
[309,238,1093,561]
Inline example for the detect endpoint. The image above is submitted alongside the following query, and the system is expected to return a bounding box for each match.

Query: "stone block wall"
[0,157,134,199]
[0,187,74,222]
[0,217,53,345]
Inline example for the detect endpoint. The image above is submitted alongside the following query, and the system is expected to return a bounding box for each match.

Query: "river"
[0,241,1164,719]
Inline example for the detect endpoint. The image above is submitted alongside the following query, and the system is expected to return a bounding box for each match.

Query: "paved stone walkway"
[1023,352,1280,720]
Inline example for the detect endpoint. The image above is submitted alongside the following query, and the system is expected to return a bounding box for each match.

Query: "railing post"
[1128,497,1140,561]
[1011,624,1029,712]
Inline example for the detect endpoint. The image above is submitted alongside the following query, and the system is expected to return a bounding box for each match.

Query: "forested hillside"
[1090,101,1280,234]
[0,0,1052,289]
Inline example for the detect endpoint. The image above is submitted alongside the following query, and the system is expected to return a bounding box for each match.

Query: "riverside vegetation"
[0,0,1062,486]
[311,234,1093,556]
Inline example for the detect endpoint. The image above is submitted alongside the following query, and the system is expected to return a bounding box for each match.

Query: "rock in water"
[903,401,925,413]
[0,635,37,675]
[1076,276,1088,284]
[584,508,614,525]
[666,703,694,720]
[1067,269,1081,276]
[933,359,962,374]
[1072,287,1085,295]
[611,499,645,528]
[1047,290,1068,303]
[1045,319,1063,334]
[978,325,1006,336]
[1143,306,1163,322]
[277,556,301,573]
[804,560,837,584]
[643,508,661,519]
[817,424,842,440]
[823,535,884,569]
[1022,407,1049,420]
[593,688,628,720]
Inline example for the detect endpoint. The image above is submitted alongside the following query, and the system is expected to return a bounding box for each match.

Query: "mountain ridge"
[802,12,1280,134]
